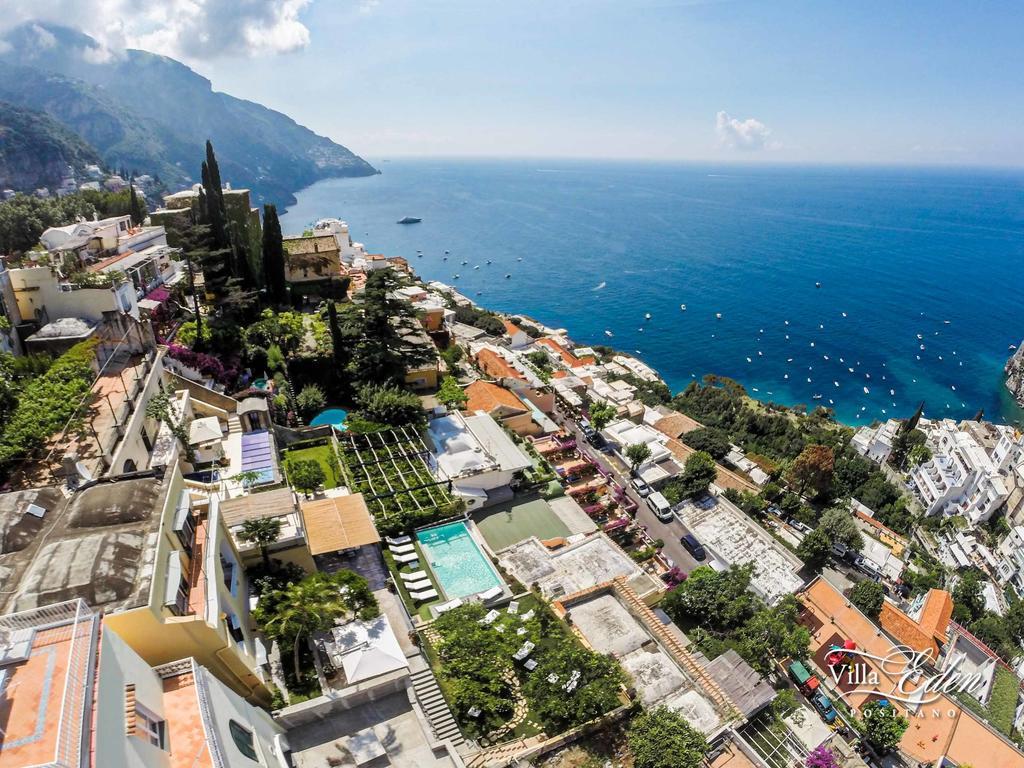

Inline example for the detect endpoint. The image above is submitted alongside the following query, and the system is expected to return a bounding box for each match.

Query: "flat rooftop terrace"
[497,534,658,600]
[473,495,570,551]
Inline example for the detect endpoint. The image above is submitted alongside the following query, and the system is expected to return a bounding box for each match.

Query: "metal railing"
[0,599,99,768]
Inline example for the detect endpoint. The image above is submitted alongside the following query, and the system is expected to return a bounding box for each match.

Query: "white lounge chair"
[409,587,438,602]
[524,659,538,671]
[389,542,416,555]
[404,578,432,591]
[520,609,535,622]
[386,535,413,546]
[400,570,428,583]
[507,600,520,615]
[480,609,500,625]
[393,551,420,565]
[478,586,502,602]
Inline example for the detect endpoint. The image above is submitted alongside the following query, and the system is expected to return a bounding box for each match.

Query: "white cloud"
[715,110,779,151]
[1,0,317,61]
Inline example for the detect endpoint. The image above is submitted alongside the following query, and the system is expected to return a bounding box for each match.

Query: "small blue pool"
[309,407,348,429]
[417,521,504,600]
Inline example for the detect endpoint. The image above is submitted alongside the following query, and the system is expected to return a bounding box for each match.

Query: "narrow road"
[554,408,702,574]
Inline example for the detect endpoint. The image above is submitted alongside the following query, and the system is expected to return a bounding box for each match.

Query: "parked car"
[648,491,673,522]
[631,476,653,497]
[810,691,838,724]
[855,556,882,580]
[680,533,707,561]
[580,423,598,442]
[787,660,821,695]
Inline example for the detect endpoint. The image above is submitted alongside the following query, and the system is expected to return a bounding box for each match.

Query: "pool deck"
[473,495,571,551]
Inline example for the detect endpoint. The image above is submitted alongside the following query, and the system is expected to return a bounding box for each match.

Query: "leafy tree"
[176,319,211,348]
[288,459,325,496]
[735,595,811,674]
[437,376,467,409]
[261,204,288,305]
[817,507,864,550]
[682,426,731,460]
[355,383,426,427]
[238,517,283,571]
[906,443,931,467]
[0,192,98,252]
[144,387,196,464]
[952,569,985,625]
[797,528,833,572]
[890,427,926,467]
[350,269,434,387]
[625,442,652,472]
[664,450,717,503]
[856,700,908,752]
[254,570,377,680]
[787,444,835,499]
[849,580,885,618]
[662,565,757,631]
[628,706,709,768]
[523,643,625,731]
[296,384,326,421]
[588,400,617,432]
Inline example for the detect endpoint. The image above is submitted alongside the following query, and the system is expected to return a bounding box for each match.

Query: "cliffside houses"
[851,417,902,464]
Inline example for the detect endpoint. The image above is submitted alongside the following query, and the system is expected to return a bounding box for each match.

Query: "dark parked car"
[680,533,707,561]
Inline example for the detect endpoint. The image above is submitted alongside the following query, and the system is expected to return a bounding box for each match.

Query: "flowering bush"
[165,343,237,387]
[806,746,840,768]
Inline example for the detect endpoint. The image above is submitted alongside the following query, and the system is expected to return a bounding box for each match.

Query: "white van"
[648,492,673,522]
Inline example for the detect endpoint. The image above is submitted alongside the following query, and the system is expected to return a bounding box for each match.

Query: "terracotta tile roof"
[503,319,522,336]
[464,381,528,415]
[879,589,953,658]
[654,411,704,439]
[536,337,595,368]
[475,348,524,380]
[301,493,381,555]
[551,370,569,379]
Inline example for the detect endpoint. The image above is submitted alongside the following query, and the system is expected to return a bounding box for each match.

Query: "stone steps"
[409,667,465,748]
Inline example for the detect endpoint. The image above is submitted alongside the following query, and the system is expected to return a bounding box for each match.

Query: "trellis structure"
[335,426,455,525]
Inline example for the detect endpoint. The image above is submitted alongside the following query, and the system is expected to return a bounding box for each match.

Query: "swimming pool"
[309,407,348,429]
[417,521,504,600]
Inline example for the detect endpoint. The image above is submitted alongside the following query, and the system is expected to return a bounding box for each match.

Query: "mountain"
[0,101,102,192]
[0,23,377,206]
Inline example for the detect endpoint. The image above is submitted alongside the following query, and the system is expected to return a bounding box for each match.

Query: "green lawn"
[282,443,341,489]
[474,495,571,551]
[383,543,445,620]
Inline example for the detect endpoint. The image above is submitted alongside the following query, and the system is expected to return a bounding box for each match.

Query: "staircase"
[409,666,466,749]
[227,414,243,436]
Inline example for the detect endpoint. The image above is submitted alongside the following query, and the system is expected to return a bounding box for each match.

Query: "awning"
[301,493,381,555]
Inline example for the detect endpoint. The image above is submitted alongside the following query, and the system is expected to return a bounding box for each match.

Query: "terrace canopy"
[301,493,381,555]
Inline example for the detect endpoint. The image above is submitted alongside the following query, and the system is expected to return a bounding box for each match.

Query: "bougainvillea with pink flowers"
[805,746,840,768]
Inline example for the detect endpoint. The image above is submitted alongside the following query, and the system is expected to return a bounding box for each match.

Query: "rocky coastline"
[1006,342,1024,408]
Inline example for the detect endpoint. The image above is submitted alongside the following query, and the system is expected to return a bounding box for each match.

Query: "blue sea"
[280,159,1024,427]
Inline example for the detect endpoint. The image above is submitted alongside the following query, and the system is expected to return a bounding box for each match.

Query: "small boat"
[442,256,448,261]
[680,304,687,311]
[638,327,644,332]
[474,265,480,270]
[505,274,511,279]
[889,389,895,396]
[605,330,614,337]
[417,253,423,258]
[1010,344,1018,351]
[823,355,829,360]
[487,260,492,264]
[445,250,450,254]
[758,351,763,357]
[819,324,824,330]
[715,313,722,319]
[944,319,951,324]
[787,358,793,362]
[839,357,844,363]
[785,335,790,340]
[920,344,926,350]
[917,333,923,340]
[453,274,460,279]
[461,260,468,265]
[746,357,752,363]
[784,374,789,379]
[397,216,422,224]
[517,257,523,261]
[829,399,834,405]
[865,373,871,379]
[810,342,816,347]
[834,381,839,387]
[815,281,821,288]
[752,388,760,392]
[951,385,956,391]
[863,386,870,394]
[807,377,812,383]
[848,367,854,373]
[644,313,652,320]
[784,320,790,325]
[812,394,822,400]
[841,312,847,318]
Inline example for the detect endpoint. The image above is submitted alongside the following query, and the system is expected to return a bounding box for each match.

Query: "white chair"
[389,542,416,555]
[400,570,428,582]
[506,600,520,615]
[480,610,500,625]
[404,578,432,591]
[409,587,438,602]
[393,551,420,565]
[386,535,412,546]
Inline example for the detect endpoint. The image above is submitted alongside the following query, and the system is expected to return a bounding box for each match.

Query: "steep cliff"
[0,102,101,192]
[1006,343,1024,408]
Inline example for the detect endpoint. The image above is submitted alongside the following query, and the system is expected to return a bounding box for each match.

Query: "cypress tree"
[261,204,288,306]
[328,300,343,363]
[904,401,925,433]
[128,177,144,226]
[972,408,984,422]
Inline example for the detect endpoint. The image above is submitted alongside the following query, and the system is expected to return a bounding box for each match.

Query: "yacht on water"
[397,216,422,224]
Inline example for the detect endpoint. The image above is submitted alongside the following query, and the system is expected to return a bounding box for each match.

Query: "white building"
[312,218,367,265]
[40,214,168,265]
[910,419,1015,525]
[427,411,533,509]
[851,418,902,464]
[600,418,683,487]
[995,525,1024,597]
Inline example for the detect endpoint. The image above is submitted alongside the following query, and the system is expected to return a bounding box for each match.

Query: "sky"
[4,0,1024,165]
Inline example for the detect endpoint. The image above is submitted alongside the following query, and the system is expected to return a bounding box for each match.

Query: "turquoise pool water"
[309,407,348,429]
[417,521,503,600]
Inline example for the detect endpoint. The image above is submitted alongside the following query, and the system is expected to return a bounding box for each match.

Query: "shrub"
[288,459,325,495]
[628,706,708,768]
[296,384,327,420]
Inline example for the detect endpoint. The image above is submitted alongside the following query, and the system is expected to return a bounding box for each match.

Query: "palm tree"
[238,518,283,571]
[253,571,378,681]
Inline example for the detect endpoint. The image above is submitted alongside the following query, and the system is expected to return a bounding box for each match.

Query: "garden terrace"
[336,426,456,535]
[420,598,626,744]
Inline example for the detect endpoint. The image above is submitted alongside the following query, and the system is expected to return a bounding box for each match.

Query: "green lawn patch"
[282,442,341,489]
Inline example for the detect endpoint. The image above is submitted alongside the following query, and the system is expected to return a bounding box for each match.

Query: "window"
[136,704,166,749]
[229,720,258,761]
